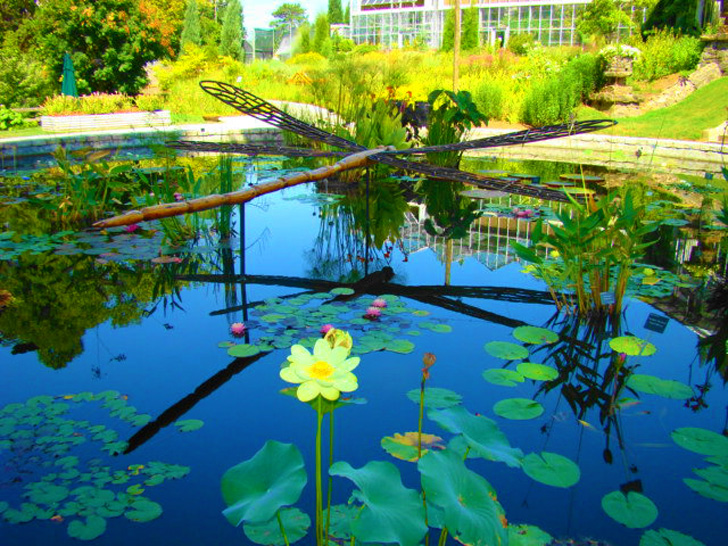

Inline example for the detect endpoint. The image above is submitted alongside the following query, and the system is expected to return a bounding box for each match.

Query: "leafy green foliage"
[244,507,311,545]
[180,0,202,53]
[493,398,545,420]
[418,449,507,545]
[640,528,706,546]
[329,460,427,546]
[220,0,244,60]
[221,441,307,527]
[0,105,26,131]
[632,30,703,82]
[0,39,53,108]
[576,0,632,39]
[642,0,703,36]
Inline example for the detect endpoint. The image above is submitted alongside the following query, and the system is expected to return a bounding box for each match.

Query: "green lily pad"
[3,504,36,523]
[227,344,262,358]
[609,336,657,357]
[243,507,311,545]
[406,387,462,409]
[385,339,415,354]
[671,427,728,456]
[125,499,163,522]
[640,528,706,546]
[627,374,693,400]
[221,441,307,526]
[26,483,69,504]
[494,398,544,420]
[522,452,580,488]
[381,432,444,462]
[330,287,355,295]
[329,460,427,546]
[483,369,525,387]
[508,524,554,546]
[67,515,107,540]
[516,362,558,381]
[174,419,204,432]
[601,491,658,528]
[0,501,8,514]
[429,406,523,468]
[485,341,529,360]
[420,322,452,333]
[683,477,728,502]
[418,449,506,546]
[323,504,358,539]
[512,326,558,345]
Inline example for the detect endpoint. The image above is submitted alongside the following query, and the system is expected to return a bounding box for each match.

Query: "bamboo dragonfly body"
[93,81,616,229]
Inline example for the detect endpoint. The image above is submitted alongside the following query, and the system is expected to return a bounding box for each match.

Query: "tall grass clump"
[631,29,704,81]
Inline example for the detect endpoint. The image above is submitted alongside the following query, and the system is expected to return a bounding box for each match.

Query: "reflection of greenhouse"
[346,0,645,48]
[400,201,539,270]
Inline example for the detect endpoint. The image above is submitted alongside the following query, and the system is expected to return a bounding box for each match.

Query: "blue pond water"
[1,172,727,546]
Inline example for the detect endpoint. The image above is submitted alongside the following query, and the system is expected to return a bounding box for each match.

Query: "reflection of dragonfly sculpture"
[94,81,616,228]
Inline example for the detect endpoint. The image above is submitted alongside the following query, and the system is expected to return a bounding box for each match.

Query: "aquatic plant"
[512,189,659,317]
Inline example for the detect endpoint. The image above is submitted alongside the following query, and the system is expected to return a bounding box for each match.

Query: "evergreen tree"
[312,13,331,56]
[344,2,350,23]
[297,22,311,54]
[180,0,202,52]
[442,7,479,52]
[328,0,344,24]
[220,0,244,60]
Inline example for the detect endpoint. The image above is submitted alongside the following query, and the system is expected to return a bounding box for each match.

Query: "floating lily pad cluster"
[0,227,187,263]
[0,392,195,541]
[221,292,451,359]
[672,427,728,503]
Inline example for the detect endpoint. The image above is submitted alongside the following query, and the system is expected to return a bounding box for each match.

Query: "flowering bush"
[598,44,642,62]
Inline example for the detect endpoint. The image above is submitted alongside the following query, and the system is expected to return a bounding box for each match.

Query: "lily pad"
[420,322,452,333]
[125,499,163,522]
[406,387,462,409]
[512,326,558,345]
[485,341,529,360]
[522,452,580,488]
[381,432,444,462]
[671,427,728,456]
[601,491,658,528]
[640,528,706,546]
[243,507,311,545]
[67,515,107,541]
[25,483,69,504]
[483,368,525,387]
[508,524,554,546]
[174,419,204,432]
[683,477,728,502]
[329,460,427,546]
[494,398,544,420]
[609,336,657,357]
[429,406,523,468]
[627,374,693,400]
[221,441,307,526]
[227,344,262,358]
[418,449,507,546]
[516,362,558,381]
[385,339,415,354]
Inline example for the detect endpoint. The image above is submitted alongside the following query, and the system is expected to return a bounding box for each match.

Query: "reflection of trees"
[0,254,187,369]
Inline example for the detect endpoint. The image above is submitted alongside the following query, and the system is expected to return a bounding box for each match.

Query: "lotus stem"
[418,378,425,459]
[325,406,334,546]
[316,397,324,545]
[438,527,449,546]
[276,511,290,546]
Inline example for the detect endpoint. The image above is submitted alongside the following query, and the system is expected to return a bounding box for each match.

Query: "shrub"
[0,105,26,130]
[134,94,166,111]
[631,29,704,81]
[563,53,605,102]
[41,94,134,116]
[507,33,536,56]
[0,42,53,108]
[473,80,504,121]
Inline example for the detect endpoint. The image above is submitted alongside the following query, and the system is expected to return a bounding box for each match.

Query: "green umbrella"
[61,53,78,97]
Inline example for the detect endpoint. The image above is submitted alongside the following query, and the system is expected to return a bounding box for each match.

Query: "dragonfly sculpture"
[93,81,616,228]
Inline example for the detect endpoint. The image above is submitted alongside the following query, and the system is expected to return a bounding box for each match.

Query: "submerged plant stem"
[316,397,324,546]
[438,527,449,546]
[325,406,334,546]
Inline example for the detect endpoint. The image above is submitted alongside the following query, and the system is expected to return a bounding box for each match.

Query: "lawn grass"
[577,77,728,141]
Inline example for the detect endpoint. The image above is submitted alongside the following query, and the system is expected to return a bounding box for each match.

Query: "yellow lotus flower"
[323,328,353,353]
[280,338,359,402]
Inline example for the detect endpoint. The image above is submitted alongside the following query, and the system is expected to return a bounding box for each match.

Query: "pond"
[1,154,727,546]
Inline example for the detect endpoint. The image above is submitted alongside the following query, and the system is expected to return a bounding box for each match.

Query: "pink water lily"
[230,322,247,337]
[364,306,381,320]
[125,224,140,233]
[320,324,334,335]
[371,298,388,308]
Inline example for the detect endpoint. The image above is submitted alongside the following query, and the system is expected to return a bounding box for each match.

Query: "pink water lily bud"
[124,224,139,233]
[320,324,334,335]
[364,307,382,320]
[230,322,247,337]
[371,298,388,308]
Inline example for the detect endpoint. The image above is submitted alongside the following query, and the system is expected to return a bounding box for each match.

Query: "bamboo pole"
[93,147,390,229]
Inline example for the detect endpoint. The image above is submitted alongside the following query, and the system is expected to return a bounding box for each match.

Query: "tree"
[344,1,350,23]
[328,0,344,24]
[21,0,168,95]
[297,22,312,54]
[441,7,477,52]
[180,0,202,52]
[0,0,37,34]
[642,0,704,36]
[312,13,331,56]
[271,3,308,49]
[576,0,633,41]
[138,0,188,56]
[220,0,244,60]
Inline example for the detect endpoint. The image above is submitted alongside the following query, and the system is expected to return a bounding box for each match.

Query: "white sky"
[245,0,335,32]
